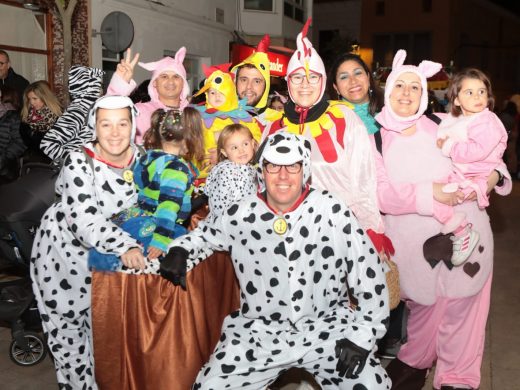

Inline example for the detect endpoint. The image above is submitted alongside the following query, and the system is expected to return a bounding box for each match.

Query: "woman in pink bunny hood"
[108,48,190,144]
[375,50,511,390]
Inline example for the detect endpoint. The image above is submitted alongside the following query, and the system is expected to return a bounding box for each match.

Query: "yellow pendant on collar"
[273,217,288,235]
[123,169,134,183]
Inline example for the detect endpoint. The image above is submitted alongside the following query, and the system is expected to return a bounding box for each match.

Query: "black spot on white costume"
[173,189,391,389]
[30,145,142,389]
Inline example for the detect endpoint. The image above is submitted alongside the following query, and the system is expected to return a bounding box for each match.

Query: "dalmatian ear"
[392,49,407,70]
[270,133,286,146]
[418,60,442,78]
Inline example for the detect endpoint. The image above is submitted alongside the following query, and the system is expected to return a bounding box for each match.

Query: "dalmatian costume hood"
[86,95,139,145]
[257,131,311,192]
[231,34,271,109]
[375,49,442,133]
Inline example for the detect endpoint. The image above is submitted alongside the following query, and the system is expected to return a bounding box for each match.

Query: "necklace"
[273,213,287,235]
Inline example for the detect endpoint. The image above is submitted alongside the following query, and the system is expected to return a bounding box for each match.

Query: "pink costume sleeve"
[493,161,513,196]
[441,112,505,165]
[106,72,137,97]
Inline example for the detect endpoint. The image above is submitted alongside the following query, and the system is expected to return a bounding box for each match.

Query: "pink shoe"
[450,225,479,266]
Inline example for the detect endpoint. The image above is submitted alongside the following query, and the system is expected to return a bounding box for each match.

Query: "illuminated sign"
[231,44,291,77]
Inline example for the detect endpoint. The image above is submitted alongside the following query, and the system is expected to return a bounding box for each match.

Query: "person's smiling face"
[95,107,133,165]
[389,72,422,117]
[334,59,370,104]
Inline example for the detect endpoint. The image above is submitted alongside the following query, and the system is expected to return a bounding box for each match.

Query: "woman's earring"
[369,88,373,97]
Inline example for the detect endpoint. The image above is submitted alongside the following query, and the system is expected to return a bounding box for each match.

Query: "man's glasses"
[288,73,322,85]
[263,162,302,174]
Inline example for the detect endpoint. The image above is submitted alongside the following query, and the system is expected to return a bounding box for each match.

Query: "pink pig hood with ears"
[376,49,442,132]
[286,18,327,103]
[138,47,190,109]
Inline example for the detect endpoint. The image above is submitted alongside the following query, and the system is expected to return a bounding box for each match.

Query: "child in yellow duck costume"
[192,63,262,180]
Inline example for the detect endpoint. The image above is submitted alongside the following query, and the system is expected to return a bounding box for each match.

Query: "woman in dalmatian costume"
[262,18,393,258]
[30,96,145,389]
[375,50,512,390]
[160,132,391,390]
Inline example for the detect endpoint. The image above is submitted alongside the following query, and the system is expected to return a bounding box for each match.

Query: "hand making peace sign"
[116,48,140,83]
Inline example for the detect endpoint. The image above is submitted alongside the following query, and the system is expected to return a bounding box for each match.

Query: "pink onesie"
[438,108,509,207]
[375,115,511,388]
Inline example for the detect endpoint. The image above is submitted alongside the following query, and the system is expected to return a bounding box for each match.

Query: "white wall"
[238,1,283,37]
[91,0,237,84]
[237,0,313,43]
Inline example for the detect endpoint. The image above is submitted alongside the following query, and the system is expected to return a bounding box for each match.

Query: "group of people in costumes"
[29,17,511,390]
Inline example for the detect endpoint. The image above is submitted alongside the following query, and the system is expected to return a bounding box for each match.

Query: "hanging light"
[23,0,41,11]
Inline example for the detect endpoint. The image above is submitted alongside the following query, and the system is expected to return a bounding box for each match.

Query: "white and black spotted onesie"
[30,144,141,389]
[204,160,256,220]
[173,189,391,390]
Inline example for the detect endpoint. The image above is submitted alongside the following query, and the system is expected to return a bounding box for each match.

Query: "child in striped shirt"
[89,108,204,270]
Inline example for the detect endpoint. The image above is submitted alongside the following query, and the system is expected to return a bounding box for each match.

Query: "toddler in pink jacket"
[436,68,509,266]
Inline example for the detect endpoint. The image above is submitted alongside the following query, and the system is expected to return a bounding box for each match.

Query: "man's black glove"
[335,338,370,378]
[160,246,189,290]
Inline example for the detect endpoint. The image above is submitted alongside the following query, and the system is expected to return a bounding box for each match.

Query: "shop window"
[102,48,124,92]
[284,1,305,22]
[163,49,204,95]
[0,3,52,84]
[244,0,274,12]
[376,1,385,16]
[422,0,432,13]
[412,33,432,64]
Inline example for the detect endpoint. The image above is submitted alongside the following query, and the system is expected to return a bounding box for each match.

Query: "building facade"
[360,0,520,106]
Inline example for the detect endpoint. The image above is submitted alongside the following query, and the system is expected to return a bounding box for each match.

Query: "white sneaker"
[450,227,479,266]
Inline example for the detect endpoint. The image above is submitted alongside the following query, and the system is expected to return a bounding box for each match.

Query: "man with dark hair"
[231,35,271,116]
[160,132,391,390]
[0,50,29,100]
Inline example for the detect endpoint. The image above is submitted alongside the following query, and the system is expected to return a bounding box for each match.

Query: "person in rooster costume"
[191,63,262,179]
[262,18,393,258]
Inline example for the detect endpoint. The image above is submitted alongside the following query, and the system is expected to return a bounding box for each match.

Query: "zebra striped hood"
[68,66,104,101]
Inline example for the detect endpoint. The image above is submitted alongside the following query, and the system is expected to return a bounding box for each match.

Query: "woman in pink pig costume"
[108,48,191,144]
[375,50,512,390]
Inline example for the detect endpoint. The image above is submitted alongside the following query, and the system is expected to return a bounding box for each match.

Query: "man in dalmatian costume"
[160,132,391,389]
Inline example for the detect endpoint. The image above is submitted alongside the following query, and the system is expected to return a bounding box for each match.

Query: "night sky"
[489,0,520,16]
